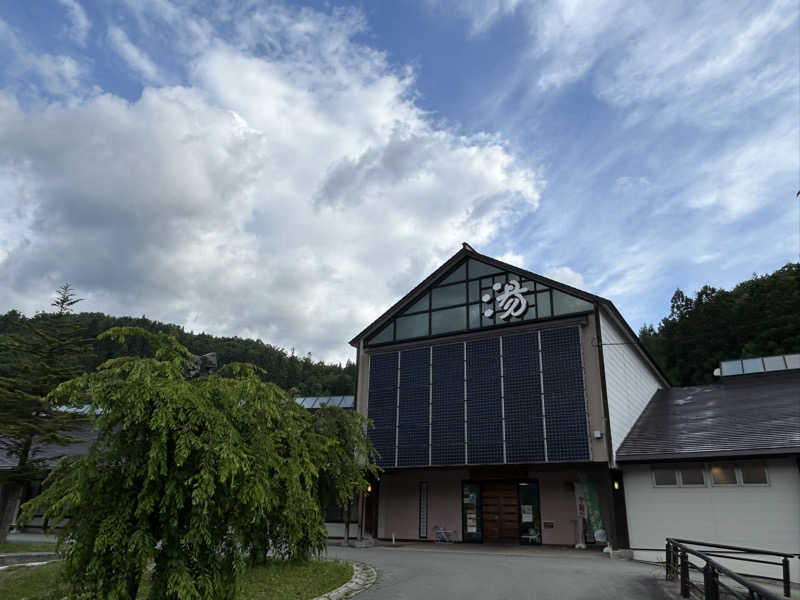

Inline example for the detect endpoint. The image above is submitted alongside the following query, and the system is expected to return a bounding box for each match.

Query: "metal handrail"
[670,538,798,558]
[666,538,795,599]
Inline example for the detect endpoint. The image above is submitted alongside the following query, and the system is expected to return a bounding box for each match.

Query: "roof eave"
[616,446,800,464]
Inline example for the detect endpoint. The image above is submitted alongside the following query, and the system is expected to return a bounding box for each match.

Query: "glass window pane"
[431,306,467,334]
[468,259,502,278]
[552,290,593,315]
[468,280,480,303]
[432,283,466,309]
[762,356,787,371]
[481,305,494,327]
[680,467,705,486]
[711,465,737,485]
[402,293,429,315]
[368,323,393,345]
[785,354,800,369]
[653,469,677,486]
[720,360,743,376]
[535,283,549,292]
[468,304,480,328]
[536,291,551,318]
[481,277,494,288]
[396,313,429,340]
[740,464,768,484]
[741,358,764,374]
[493,274,507,286]
[439,263,466,285]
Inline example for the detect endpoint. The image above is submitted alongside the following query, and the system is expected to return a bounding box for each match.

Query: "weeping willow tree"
[21,327,376,600]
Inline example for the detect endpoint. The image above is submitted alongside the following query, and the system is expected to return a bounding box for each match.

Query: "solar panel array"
[368,352,398,468]
[367,325,589,467]
[540,328,590,461]
[431,343,465,465]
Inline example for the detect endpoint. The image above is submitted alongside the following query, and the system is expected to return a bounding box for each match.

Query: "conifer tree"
[0,284,92,542]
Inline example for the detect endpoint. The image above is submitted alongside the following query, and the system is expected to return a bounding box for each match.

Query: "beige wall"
[376,466,613,546]
[579,313,611,463]
[378,468,467,541]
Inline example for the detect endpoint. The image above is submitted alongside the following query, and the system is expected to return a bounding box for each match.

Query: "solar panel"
[368,352,399,468]
[502,331,545,463]
[397,348,430,467]
[540,327,589,462]
[466,338,503,464]
[431,343,465,465]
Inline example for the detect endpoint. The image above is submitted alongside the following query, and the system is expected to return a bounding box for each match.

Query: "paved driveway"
[326,545,674,600]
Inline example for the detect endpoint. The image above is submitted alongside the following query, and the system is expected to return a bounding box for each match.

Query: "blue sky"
[0,1,797,362]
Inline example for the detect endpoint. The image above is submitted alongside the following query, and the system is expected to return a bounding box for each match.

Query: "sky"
[0,0,798,363]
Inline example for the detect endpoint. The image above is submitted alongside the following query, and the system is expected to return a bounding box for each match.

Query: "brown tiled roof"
[616,369,800,462]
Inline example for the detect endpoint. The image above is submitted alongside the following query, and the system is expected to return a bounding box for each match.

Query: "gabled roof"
[616,369,800,462]
[348,243,669,386]
[349,243,604,346]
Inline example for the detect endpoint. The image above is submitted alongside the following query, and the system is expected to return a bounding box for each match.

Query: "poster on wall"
[521,504,533,523]
[466,512,477,533]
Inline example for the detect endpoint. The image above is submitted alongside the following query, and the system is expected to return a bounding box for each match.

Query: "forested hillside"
[0,310,355,396]
[639,262,800,386]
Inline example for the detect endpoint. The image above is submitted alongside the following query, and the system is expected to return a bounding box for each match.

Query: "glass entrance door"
[518,481,541,545]
[461,482,482,543]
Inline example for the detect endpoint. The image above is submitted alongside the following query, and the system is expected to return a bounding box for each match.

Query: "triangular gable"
[354,245,599,348]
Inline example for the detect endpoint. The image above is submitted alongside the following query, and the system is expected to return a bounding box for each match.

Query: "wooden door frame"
[462,478,541,545]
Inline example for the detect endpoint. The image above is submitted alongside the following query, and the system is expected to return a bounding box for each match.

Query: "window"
[711,465,737,485]
[739,463,768,485]
[653,468,678,486]
[396,313,429,340]
[431,306,466,334]
[653,465,705,487]
[679,466,705,486]
[419,482,428,538]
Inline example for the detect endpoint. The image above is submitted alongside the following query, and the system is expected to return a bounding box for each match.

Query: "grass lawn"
[0,541,58,554]
[0,559,352,600]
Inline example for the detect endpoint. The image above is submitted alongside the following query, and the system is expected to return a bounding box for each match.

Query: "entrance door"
[481,482,519,543]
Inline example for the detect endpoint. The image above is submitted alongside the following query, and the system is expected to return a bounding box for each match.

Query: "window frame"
[737,462,770,487]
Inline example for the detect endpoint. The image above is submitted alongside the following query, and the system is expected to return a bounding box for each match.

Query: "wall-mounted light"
[367,484,372,493]
[613,481,620,490]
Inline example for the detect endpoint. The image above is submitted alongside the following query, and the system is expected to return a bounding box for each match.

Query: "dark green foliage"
[639,263,800,386]
[19,328,376,600]
[0,312,355,396]
[0,286,93,542]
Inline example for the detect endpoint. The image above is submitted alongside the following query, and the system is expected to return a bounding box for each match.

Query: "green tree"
[640,263,800,385]
[311,405,379,545]
[0,284,92,542]
[21,327,376,600]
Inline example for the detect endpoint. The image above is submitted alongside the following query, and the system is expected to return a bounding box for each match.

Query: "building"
[617,356,800,581]
[350,244,668,547]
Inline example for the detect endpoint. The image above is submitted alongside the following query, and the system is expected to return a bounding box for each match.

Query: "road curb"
[0,552,59,567]
[312,561,377,599]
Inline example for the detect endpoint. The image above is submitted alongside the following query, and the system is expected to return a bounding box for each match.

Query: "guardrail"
[665,538,796,599]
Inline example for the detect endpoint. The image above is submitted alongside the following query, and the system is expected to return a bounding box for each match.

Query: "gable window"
[365,257,596,347]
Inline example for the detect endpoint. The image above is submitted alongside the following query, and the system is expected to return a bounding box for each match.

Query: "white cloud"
[545,266,584,289]
[0,5,540,362]
[58,0,91,47]
[107,26,163,84]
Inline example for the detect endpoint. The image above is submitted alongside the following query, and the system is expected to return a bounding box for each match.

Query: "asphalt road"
[326,545,675,600]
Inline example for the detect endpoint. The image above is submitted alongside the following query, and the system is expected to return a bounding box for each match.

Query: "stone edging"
[0,552,59,567]
[312,561,377,600]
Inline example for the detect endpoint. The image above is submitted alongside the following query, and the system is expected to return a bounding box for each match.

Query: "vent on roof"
[719,354,800,377]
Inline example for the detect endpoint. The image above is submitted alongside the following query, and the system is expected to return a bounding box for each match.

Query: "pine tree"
[0,284,93,542]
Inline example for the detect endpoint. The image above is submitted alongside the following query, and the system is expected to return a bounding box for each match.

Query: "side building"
[350,244,668,548]
[617,356,800,581]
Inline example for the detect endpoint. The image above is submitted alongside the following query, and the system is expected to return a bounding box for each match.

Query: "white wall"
[325,522,359,538]
[623,459,800,582]
[599,309,663,458]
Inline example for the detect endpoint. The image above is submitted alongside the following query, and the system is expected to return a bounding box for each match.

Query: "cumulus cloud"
[0,4,540,362]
